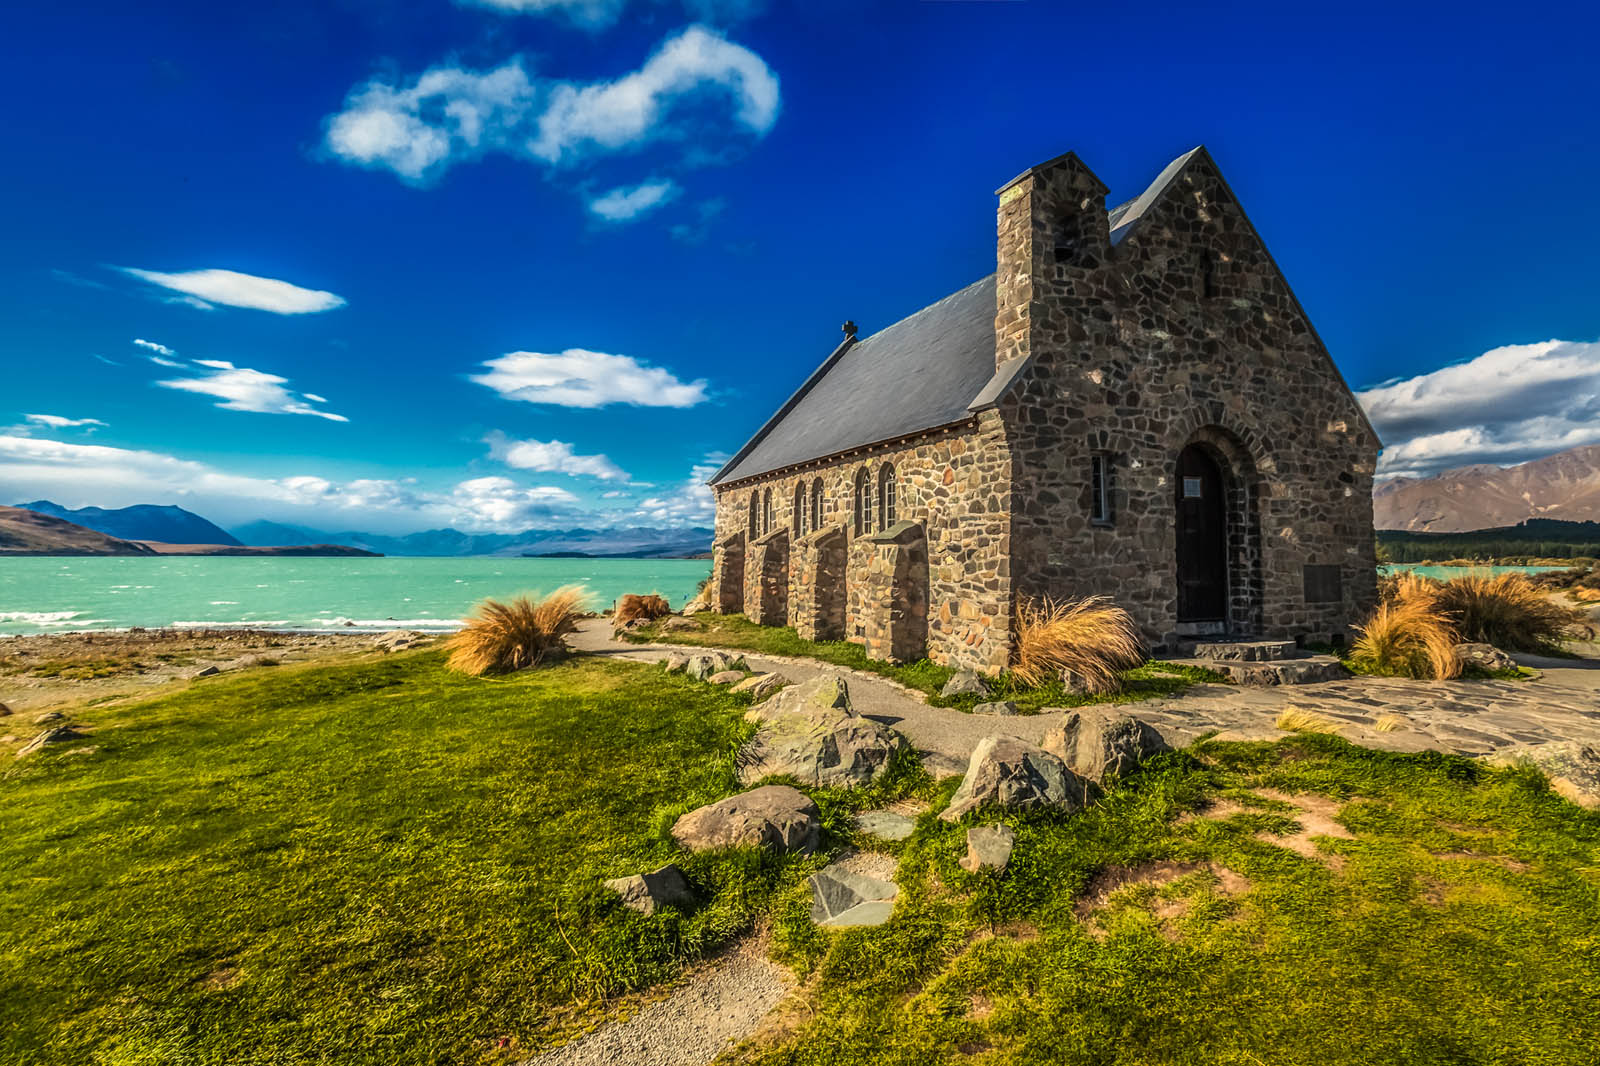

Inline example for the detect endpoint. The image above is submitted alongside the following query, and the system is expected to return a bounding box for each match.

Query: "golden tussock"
[445,586,590,676]
[1011,595,1147,693]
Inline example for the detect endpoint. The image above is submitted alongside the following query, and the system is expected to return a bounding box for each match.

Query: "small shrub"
[614,593,672,628]
[1011,596,1147,693]
[445,586,589,676]
[1349,593,1461,680]
[1432,571,1591,652]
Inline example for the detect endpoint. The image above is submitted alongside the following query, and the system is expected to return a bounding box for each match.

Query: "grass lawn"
[625,613,1227,712]
[733,734,1600,1065]
[0,650,895,1065]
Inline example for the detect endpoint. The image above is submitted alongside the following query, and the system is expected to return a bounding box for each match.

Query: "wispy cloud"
[632,456,723,525]
[156,360,348,422]
[0,435,582,533]
[118,268,346,314]
[23,414,106,430]
[472,348,709,408]
[1358,338,1600,479]
[322,25,779,189]
[486,431,630,480]
[133,338,184,367]
[588,178,679,222]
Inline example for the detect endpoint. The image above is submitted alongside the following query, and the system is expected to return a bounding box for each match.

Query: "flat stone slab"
[855,810,915,841]
[809,866,898,927]
[973,701,1019,716]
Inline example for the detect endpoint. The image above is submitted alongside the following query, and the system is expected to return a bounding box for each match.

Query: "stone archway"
[1172,424,1264,637]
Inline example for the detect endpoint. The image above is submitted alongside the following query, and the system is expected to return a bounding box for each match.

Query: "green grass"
[734,734,1600,1065]
[627,613,1228,712]
[0,651,912,1065]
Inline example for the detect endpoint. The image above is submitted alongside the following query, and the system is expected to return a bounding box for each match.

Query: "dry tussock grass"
[1275,706,1341,734]
[614,593,671,627]
[1351,585,1462,680]
[1431,571,1591,652]
[1011,595,1146,692]
[445,586,589,676]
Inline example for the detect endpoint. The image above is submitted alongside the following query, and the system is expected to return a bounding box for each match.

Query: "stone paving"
[572,620,1600,766]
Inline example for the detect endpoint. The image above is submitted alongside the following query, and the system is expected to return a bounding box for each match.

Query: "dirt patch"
[967,993,994,1021]
[1254,789,1353,867]
[1075,861,1201,918]
[1075,861,1252,941]
[199,965,241,991]
[1431,850,1532,873]
[1175,798,1256,824]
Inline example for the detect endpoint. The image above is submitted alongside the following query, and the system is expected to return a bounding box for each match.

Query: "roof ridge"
[852,273,995,346]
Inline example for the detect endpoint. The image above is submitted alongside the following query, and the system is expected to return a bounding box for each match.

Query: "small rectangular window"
[1090,455,1112,524]
[1183,477,1203,499]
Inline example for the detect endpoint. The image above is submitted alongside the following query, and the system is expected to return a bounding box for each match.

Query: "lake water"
[0,556,713,636]
[1381,564,1570,580]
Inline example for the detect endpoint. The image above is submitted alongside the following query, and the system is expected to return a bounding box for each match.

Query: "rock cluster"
[1042,709,1170,784]
[730,672,787,699]
[659,650,748,681]
[670,785,820,855]
[941,735,1089,822]
[941,671,991,698]
[373,630,427,652]
[737,674,906,788]
[18,725,85,758]
[1455,642,1519,674]
[1483,742,1600,809]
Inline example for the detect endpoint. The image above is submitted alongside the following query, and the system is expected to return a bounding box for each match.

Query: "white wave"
[0,610,80,625]
[209,601,239,606]
[169,620,294,629]
[306,617,464,630]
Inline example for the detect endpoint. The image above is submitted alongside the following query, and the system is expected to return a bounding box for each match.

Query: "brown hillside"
[0,505,159,555]
[1374,444,1600,532]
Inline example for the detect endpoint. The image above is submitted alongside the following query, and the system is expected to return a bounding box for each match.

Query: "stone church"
[706,146,1378,675]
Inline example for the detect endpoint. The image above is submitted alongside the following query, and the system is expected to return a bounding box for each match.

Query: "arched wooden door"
[1175,444,1228,624]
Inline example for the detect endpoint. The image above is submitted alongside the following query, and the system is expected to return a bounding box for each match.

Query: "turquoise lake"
[0,556,713,636]
[1381,564,1569,580]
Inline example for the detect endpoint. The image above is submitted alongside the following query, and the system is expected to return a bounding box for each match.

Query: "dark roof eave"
[709,416,979,491]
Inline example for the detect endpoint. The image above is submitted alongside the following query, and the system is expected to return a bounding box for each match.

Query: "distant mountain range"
[230,521,714,558]
[1374,444,1600,532]
[22,500,242,546]
[0,505,157,555]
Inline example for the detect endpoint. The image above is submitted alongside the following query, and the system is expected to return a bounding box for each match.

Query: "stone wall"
[848,520,930,664]
[710,413,1015,674]
[789,525,847,641]
[993,149,1377,648]
[709,532,745,613]
[746,528,789,626]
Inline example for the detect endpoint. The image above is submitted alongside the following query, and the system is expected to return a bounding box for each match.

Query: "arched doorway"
[1175,443,1228,626]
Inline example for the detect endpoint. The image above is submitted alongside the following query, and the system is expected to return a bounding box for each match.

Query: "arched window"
[748,493,758,538]
[793,482,806,537]
[877,464,897,530]
[810,479,823,532]
[853,468,871,537]
[763,488,773,535]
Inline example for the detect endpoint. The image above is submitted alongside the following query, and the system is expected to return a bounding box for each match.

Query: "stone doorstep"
[1169,655,1349,686]
[1181,639,1300,662]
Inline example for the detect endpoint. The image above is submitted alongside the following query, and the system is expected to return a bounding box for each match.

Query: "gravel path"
[572,619,1600,763]
[524,936,789,1066]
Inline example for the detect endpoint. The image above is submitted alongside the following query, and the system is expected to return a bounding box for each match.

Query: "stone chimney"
[993,151,1110,370]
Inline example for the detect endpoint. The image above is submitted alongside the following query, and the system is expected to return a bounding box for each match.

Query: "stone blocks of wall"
[848,520,930,664]
[789,525,847,640]
[745,529,789,625]
[709,532,746,614]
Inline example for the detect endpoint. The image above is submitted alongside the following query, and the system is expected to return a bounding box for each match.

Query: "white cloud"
[485,431,630,480]
[632,458,720,525]
[156,362,348,422]
[601,489,629,499]
[134,339,186,367]
[588,178,679,222]
[322,26,778,186]
[472,348,708,408]
[0,435,582,534]
[1358,338,1600,479]
[23,414,106,429]
[118,268,346,314]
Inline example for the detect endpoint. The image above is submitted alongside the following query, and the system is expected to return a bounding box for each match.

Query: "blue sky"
[3,0,1598,534]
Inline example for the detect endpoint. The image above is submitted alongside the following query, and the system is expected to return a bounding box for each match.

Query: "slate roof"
[710,275,1001,485]
[709,150,1201,487]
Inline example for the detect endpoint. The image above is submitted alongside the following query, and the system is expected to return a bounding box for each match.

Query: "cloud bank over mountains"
[1357,338,1600,480]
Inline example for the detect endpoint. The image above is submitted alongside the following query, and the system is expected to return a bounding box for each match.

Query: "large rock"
[959,824,1015,873]
[1042,709,1170,784]
[941,735,1089,822]
[940,671,991,698]
[1455,642,1519,674]
[708,670,745,685]
[737,674,907,787]
[973,701,1018,716]
[686,651,747,681]
[1483,742,1600,809]
[603,863,696,915]
[660,616,703,633]
[730,672,788,699]
[681,597,711,616]
[659,651,691,673]
[373,630,427,652]
[671,785,820,854]
[809,866,898,927]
